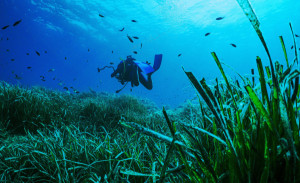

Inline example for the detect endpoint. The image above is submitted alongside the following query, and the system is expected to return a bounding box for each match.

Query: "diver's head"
[126,55,136,62]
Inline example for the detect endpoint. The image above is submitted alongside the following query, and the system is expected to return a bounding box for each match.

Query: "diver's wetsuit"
[111,55,162,90]
[111,56,152,89]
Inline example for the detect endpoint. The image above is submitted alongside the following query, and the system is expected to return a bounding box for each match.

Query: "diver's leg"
[139,72,152,90]
[131,65,139,87]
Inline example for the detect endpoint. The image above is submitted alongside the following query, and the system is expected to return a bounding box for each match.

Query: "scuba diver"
[111,54,163,92]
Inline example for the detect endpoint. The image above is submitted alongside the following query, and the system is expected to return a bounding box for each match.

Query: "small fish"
[27,66,32,69]
[119,27,125,31]
[1,37,3,40]
[26,53,29,55]
[15,74,22,80]
[230,43,237,48]
[99,14,104,18]
[44,51,47,53]
[127,35,133,43]
[53,77,56,80]
[291,45,294,49]
[7,38,9,40]
[133,36,139,39]
[13,19,22,26]
[112,50,113,54]
[48,68,55,72]
[65,57,67,60]
[2,25,9,30]
[97,67,101,72]
[178,53,182,57]
[88,48,90,52]
[40,75,45,81]
[133,51,137,54]
[205,33,210,36]
[295,34,299,37]
[140,43,142,49]
[110,62,114,65]
[73,78,76,81]
[131,20,137,22]
[130,88,132,92]
[63,87,68,90]
[70,86,74,89]
[75,90,80,94]
[11,59,15,61]
[6,49,9,52]
[216,17,225,20]
[58,82,63,86]
[35,51,40,56]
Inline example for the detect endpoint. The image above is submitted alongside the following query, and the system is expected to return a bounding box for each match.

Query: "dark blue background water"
[1,0,299,108]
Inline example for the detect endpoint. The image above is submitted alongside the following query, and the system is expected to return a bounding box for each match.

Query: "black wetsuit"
[111,56,153,89]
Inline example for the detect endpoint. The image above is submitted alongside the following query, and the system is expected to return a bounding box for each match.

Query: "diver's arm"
[111,62,123,77]
[111,70,117,77]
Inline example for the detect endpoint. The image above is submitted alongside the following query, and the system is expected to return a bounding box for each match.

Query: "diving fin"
[153,54,162,71]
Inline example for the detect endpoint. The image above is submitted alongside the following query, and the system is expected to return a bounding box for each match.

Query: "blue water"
[1,0,299,108]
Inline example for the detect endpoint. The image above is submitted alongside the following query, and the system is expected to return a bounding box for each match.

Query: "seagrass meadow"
[1,0,300,183]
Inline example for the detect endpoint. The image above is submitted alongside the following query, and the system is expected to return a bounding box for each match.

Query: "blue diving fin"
[134,54,163,75]
[153,54,162,71]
